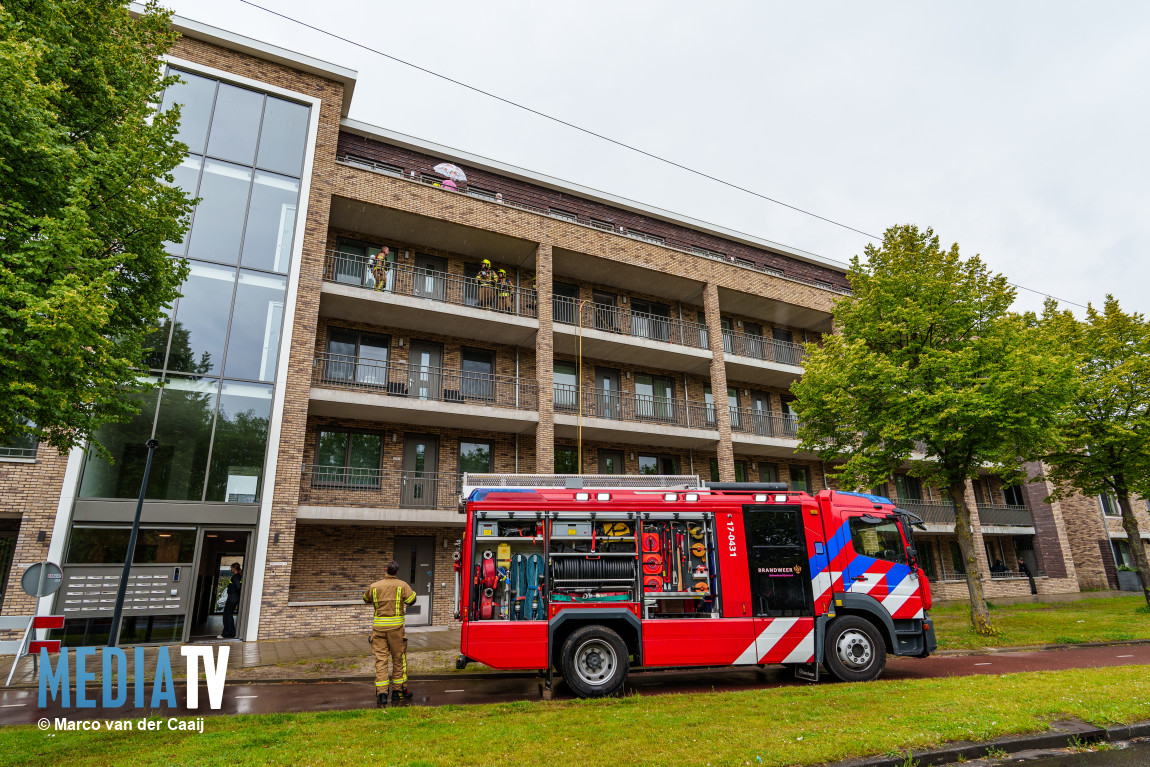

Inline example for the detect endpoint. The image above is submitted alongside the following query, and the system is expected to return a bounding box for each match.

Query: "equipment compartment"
[640,516,721,619]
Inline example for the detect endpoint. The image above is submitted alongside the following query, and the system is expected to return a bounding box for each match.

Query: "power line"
[236,0,1091,310]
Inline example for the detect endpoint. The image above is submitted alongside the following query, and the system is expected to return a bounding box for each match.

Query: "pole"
[109,439,159,648]
[577,299,585,472]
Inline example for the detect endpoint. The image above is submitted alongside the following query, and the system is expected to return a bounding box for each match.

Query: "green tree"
[1041,296,1150,607]
[0,0,192,454]
[793,225,1074,634]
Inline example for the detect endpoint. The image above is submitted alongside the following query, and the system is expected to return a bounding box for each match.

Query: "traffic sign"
[21,562,63,598]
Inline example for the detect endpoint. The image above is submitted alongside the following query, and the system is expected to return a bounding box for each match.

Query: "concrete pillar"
[534,242,554,474]
[702,283,735,481]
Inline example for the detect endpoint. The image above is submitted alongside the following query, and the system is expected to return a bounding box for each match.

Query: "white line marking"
[234,695,259,699]
[1117,654,1135,658]
[1,704,26,707]
[444,689,465,693]
[973,662,992,666]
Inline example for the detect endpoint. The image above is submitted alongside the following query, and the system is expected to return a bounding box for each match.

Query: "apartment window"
[66,527,197,565]
[589,218,614,232]
[1113,540,1134,568]
[630,299,671,342]
[591,290,619,332]
[893,474,923,502]
[639,454,678,475]
[949,541,966,574]
[324,329,390,387]
[549,208,577,223]
[709,460,748,482]
[553,282,580,325]
[635,374,676,422]
[555,447,579,474]
[459,440,492,475]
[315,430,383,486]
[789,466,810,492]
[461,348,495,402]
[1003,484,1025,507]
[554,362,578,411]
[625,228,665,245]
[598,450,624,475]
[0,419,37,459]
[1101,494,1121,517]
[759,462,779,483]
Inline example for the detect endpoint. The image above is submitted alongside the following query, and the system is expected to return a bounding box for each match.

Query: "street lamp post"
[108,438,159,648]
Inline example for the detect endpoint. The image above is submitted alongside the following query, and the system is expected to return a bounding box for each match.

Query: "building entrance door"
[393,535,435,626]
[188,529,251,641]
[401,435,440,508]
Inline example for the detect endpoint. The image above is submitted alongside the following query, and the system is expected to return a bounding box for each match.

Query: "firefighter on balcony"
[497,269,513,313]
[364,560,418,705]
[477,259,496,308]
[370,246,390,292]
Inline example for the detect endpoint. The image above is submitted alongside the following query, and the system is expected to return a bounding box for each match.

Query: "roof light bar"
[596,492,611,501]
[575,492,590,501]
[754,494,768,502]
[775,494,788,503]
[663,493,678,502]
[684,493,699,502]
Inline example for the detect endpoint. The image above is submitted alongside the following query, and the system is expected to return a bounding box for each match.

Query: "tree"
[792,225,1074,635]
[1041,296,1150,607]
[0,1,192,454]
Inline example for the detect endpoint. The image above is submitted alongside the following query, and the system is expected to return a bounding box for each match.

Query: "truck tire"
[823,616,886,683]
[560,625,629,698]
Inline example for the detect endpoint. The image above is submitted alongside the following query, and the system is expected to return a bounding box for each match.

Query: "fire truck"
[454,475,936,698]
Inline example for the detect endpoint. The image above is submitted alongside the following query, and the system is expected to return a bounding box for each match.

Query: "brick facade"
[0,445,69,618]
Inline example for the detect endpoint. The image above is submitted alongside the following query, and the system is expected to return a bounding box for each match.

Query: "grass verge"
[932,595,1150,650]
[2,665,1148,767]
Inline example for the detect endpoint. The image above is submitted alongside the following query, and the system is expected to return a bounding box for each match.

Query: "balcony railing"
[727,406,799,439]
[323,249,538,319]
[722,329,806,367]
[300,465,460,510]
[552,296,707,349]
[894,500,957,526]
[553,385,712,429]
[976,504,1034,528]
[338,152,853,296]
[313,353,538,411]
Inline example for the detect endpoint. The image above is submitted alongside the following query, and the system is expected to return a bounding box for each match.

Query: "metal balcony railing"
[0,446,37,459]
[338,152,853,297]
[313,354,538,411]
[323,249,538,319]
[894,500,957,526]
[551,296,707,349]
[300,465,460,510]
[553,385,712,429]
[722,329,806,367]
[727,407,800,439]
[976,504,1035,528]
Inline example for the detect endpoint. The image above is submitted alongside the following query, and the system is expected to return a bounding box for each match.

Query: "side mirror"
[906,546,918,567]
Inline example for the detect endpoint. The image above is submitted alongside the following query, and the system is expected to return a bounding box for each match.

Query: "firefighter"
[497,269,513,313]
[370,246,390,291]
[477,259,496,308]
[363,560,418,705]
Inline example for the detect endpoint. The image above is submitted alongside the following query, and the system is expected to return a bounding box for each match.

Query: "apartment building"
[0,14,1144,644]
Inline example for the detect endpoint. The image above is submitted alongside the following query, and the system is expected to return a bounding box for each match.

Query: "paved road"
[1,643,1147,726]
[1004,741,1150,765]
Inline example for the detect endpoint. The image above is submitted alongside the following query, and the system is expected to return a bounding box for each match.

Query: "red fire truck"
[454,476,936,698]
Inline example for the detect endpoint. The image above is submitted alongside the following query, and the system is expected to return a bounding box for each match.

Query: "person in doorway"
[1018,557,1038,595]
[364,560,418,705]
[217,563,242,640]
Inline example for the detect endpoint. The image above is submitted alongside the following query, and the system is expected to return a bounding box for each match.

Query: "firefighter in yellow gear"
[363,560,418,705]
[497,269,513,313]
[477,259,496,309]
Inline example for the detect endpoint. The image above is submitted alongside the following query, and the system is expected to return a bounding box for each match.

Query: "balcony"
[893,501,1035,533]
[297,465,462,526]
[894,500,957,527]
[309,353,538,433]
[551,297,712,374]
[727,406,810,458]
[977,503,1035,531]
[722,329,806,387]
[552,385,717,448]
[320,250,539,346]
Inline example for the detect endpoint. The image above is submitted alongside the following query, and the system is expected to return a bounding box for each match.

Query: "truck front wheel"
[560,625,629,698]
[823,616,886,683]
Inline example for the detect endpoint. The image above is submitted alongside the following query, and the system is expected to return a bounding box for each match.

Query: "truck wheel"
[823,616,886,683]
[560,625,629,698]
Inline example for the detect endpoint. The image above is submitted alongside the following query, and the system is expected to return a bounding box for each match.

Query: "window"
[555,447,579,474]
[315,430,383,486]
[224,271,287,382]
[461,348,494,402]
[553,282,579,325]
[1003,484,1025,507]
[630,299,671,342]
[849,517,906,564]
[638,454,678,475]
[690,246,725,260]
[459,441,492,475]
[635,374,675,422]
[743,508,813,617]
[1101,495,1120,517]
[186,160,252,264]
[240,172,299,273]
[161,71,216,154]
[710,460,748,482]
[467,186,496,201]
[789,466,810,492]
[598,450,624,475]
[589,218,614,232]
[341,154,404,176]
[205,382,272,502]
[591,291,619,332]
[548,208,577,223]
[79,383,161,499]
[893,474,922,502]
[1113,540,1134,569]
[949,541,966,574]
[0,419,38,459]
[625,228,665,245]
[916,541,937,578]
[65,528,197,565]
[553,362,578,411]
[206,83,264,164]
[759,463,779,483]
[147,376,217,501]
[324,329,390,387]
[255,97,309,177]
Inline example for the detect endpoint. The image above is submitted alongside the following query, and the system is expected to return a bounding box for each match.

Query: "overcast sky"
[164,1,1150,316]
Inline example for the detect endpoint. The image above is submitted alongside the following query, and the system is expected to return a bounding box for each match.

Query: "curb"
[934,638,1150,656]
[826,719,1150,767]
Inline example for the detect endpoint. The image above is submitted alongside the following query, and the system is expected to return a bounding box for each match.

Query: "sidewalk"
[2,625,462,687]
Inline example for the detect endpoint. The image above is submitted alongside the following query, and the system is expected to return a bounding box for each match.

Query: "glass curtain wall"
[79,68,310,505]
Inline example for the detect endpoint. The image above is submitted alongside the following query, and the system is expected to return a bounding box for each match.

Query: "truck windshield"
[848,517,907,565]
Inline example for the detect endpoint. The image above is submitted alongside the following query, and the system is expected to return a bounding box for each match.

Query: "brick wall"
[0,446,70,617]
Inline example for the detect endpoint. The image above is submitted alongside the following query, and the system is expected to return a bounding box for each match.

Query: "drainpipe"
[515,433,519,474]
[515,346,520,409]
[683,372,691,428]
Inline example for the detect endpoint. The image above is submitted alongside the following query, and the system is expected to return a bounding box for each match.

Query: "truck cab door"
[842,514,924,619]
[739,505,817,664]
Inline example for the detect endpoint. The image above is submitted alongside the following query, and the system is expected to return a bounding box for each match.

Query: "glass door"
[407,341,442,400]
[414,254,447,301]
[401,435,439,508]
[596,367,621,419]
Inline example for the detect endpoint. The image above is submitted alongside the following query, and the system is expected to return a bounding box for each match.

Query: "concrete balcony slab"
[553,323,712,374]
[553,413,718,449]
[309,386,539,434]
